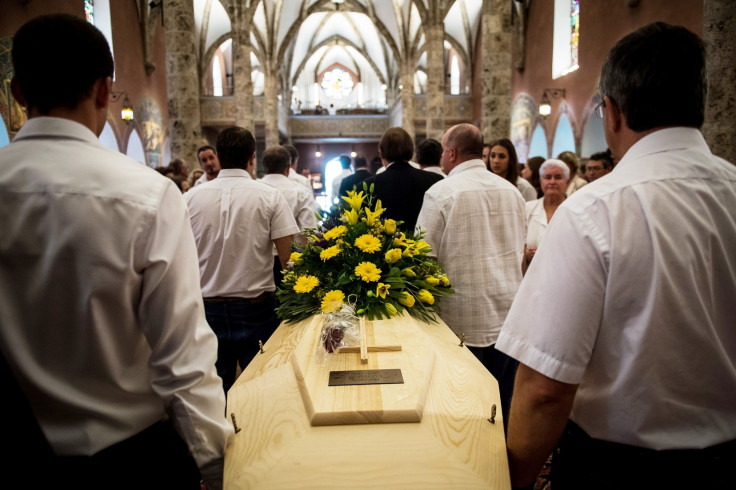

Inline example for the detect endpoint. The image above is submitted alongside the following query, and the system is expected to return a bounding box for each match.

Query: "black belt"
[203,291,274,304]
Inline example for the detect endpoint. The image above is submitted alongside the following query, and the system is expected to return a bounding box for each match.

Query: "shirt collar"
[447,158,485,177]
[217,168,253,179]
[616,127,708,171]
[13,116,100,146]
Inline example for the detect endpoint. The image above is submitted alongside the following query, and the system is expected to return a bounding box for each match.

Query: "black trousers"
[552,420,735,490]
[19,420,201,490]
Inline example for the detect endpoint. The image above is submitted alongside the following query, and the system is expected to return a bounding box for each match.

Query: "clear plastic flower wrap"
[319,301,360,356]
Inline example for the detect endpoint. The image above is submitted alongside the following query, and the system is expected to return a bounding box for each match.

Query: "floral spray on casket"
[276,183,454,354]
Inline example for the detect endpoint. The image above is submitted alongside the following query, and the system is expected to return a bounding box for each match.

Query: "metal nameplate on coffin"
[328,369,404,386]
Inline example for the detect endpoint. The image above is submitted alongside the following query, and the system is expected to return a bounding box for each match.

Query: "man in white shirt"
[283,144,313,192]
[185,127,299,394]
[416,123,525,425]
[194,144,220,186]
[497,23,736,488]
[0,14,230,489]
[260,145,318,286]
[331,154,353,205]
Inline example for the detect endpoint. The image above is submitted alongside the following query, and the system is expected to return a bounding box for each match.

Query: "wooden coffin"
[224,314,511,489]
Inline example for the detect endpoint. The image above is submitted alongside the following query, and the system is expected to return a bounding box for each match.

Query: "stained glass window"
[570,0,580,68]
[84,0,94,24]
[320,67,354,99]
[552,0,579,78]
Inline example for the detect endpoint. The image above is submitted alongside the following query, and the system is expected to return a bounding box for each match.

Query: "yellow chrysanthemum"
[402,267,416,277]
[343,208,359,225]
[323,225,348,241]
[425,276,440,286]
[439,274,450,286]
[363,200,384,226]
[385,248,402,264]
[355,261,382,282]
[293,275,319,293]
[321,290,345,313]
[376,283,390,299]
[355,234,382,253]
[383,219,397,235]
[341,190,366,212]
[320,245,341,261]
[417,289,435,305]
[398,291,415,307]
[385,303,398,315]
[289,252,303,264]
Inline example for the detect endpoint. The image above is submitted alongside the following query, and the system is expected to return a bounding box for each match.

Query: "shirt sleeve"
[136,180,232,475]
[296,188,319,231]
[270,191,300,240]
[496,203,609,384]
[416,190,446,258]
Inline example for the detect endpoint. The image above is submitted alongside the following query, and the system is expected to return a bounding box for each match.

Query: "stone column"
[232,28,254,133]
[480,0,512,143]
[425,23,445,141]
[703,0,736,164]
[400,58,416,143]
[264,65,279,149]
[163,0,202,168]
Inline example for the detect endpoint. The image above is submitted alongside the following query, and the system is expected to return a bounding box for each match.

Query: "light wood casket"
[224,314,511,489]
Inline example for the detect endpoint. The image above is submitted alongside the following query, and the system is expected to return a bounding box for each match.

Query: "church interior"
[3,0,729,198]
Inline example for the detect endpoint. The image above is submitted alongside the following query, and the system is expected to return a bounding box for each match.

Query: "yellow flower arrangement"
[294,275,319,293]
[321,290,345,313]
[320,245,341,261]
[355,234,382,253]
[276,185,453,323]
[355,261,382,282]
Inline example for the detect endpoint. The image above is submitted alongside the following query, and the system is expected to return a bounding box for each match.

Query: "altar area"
[224,312,511,489]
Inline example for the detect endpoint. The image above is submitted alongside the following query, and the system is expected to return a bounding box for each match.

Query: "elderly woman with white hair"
[523,158,570,270]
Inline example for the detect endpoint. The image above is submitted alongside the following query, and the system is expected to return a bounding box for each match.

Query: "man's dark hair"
[170,158,186,173]
[588,151,614,169]
[379,127,414,163]
[600,22,706,131]
[353,155,368,169]
[262,146,291,174]
[12,14,114,114]
[216,127,255,170]
[416,139,442,167]
[283,144,299,165]
[197,144,216,158]
[369,156,383,174]
[338,155,352,169]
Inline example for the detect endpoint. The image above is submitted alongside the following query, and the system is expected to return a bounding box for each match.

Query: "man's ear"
[247,153,256,172]
[10,77,26,107]
[604,95,622,133]
[95,77,112,110]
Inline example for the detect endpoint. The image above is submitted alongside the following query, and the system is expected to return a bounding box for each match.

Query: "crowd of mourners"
[1,14,734,490]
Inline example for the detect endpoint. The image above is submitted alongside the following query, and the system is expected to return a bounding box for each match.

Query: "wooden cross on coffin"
[337,317,402,364]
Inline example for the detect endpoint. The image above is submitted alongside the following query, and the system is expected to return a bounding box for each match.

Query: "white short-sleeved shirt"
[497,128,736,449]
[516,177,537,201]
[524,198,547,248]
[0,117,230,472]
[417,159,526,347]
[185,169,299,297]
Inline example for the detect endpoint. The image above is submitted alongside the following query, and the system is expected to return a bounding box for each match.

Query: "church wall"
[1,1,170,167]
[511,0,702,158]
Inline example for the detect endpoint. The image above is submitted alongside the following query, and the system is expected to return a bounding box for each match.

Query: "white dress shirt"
[260,173,318,232]
[422,165,446,177]
[185,169,299,298]
[516,177,537,201]
[416,159,526,347]
[288,167,312,192]
[497,128,736,449]
[524,198,547,248]
[331,168,353,203]
[0,117,230,480]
